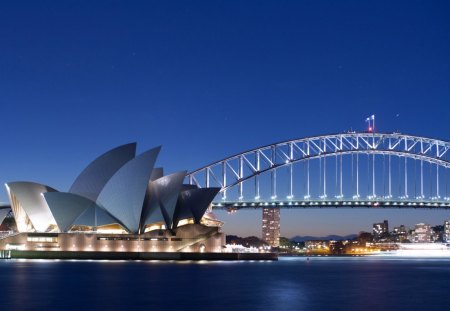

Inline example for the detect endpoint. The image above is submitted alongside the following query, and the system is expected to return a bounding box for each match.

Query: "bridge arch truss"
[187,133,450,208]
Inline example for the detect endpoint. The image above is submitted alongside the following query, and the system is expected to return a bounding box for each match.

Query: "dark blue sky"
[1,0,449,237]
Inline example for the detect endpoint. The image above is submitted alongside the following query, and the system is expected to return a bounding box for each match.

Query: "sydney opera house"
[0,143,228,259]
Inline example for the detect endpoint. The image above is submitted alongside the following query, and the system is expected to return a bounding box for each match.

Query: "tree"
[358,231,373,245]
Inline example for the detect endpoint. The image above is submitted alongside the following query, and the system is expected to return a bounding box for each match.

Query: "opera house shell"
[0,143,225,258]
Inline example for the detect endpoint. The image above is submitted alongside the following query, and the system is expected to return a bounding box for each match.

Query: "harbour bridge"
[187,132,450,210]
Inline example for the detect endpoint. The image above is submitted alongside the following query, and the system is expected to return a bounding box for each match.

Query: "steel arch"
[187,132,450,202]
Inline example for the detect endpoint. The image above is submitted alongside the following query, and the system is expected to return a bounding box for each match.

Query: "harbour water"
[1,257,449,310]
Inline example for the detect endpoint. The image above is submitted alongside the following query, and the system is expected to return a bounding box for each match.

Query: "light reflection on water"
[1,257,450,310]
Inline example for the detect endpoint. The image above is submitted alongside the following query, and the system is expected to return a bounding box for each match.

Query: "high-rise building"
[444,220,450,242]
[262,208,280,247]
[373,220,389,240]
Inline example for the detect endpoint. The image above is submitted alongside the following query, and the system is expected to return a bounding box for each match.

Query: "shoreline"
[1,250,278,261]
[279,253,374,257]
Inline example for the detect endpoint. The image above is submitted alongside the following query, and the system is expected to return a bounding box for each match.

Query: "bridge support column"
[262,208,280,247]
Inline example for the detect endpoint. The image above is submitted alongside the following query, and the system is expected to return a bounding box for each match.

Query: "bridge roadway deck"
[212,200,450,209]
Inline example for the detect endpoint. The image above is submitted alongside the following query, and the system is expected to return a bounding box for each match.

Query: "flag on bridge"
[365,115,375,132]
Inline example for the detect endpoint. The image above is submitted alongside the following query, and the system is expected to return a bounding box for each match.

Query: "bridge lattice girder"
[187,132,450,203]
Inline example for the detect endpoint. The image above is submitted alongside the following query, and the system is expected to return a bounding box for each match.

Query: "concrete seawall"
[9,250,278,261]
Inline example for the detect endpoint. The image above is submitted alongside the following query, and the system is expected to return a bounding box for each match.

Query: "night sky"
[1,0,449,238]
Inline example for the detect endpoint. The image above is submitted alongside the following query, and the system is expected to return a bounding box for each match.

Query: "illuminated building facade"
[392,225,408,242]
[262,208,280,247]
[372,220,389,241]
[409,223,435,243]
[0,143,225,255]
[305,240,329,250]
[444,220,450,243]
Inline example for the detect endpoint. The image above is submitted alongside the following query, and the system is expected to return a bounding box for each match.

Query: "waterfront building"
[0,143,225,255]
[392,225,408,242]
[262,208,280,247]
[409,223,435,243]
[305,240,329,250]
[373,220,389,241]
[444,220,450,242]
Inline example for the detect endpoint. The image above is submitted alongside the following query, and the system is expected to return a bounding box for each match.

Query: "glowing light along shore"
[376,243,450,257]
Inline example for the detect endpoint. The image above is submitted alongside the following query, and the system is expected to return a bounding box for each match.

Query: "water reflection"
[0,257,450,310]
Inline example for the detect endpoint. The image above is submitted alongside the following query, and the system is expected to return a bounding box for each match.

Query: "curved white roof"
[97,146,161,233]
[141,171,186,231]
[5,182,58,232]
[69,143,136,201]
[5,144,220,234]
[175,188,220,224]
[44,192,97,232]
[150,168,164,181]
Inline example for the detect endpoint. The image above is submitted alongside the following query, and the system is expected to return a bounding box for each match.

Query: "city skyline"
[1,1,449,237]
